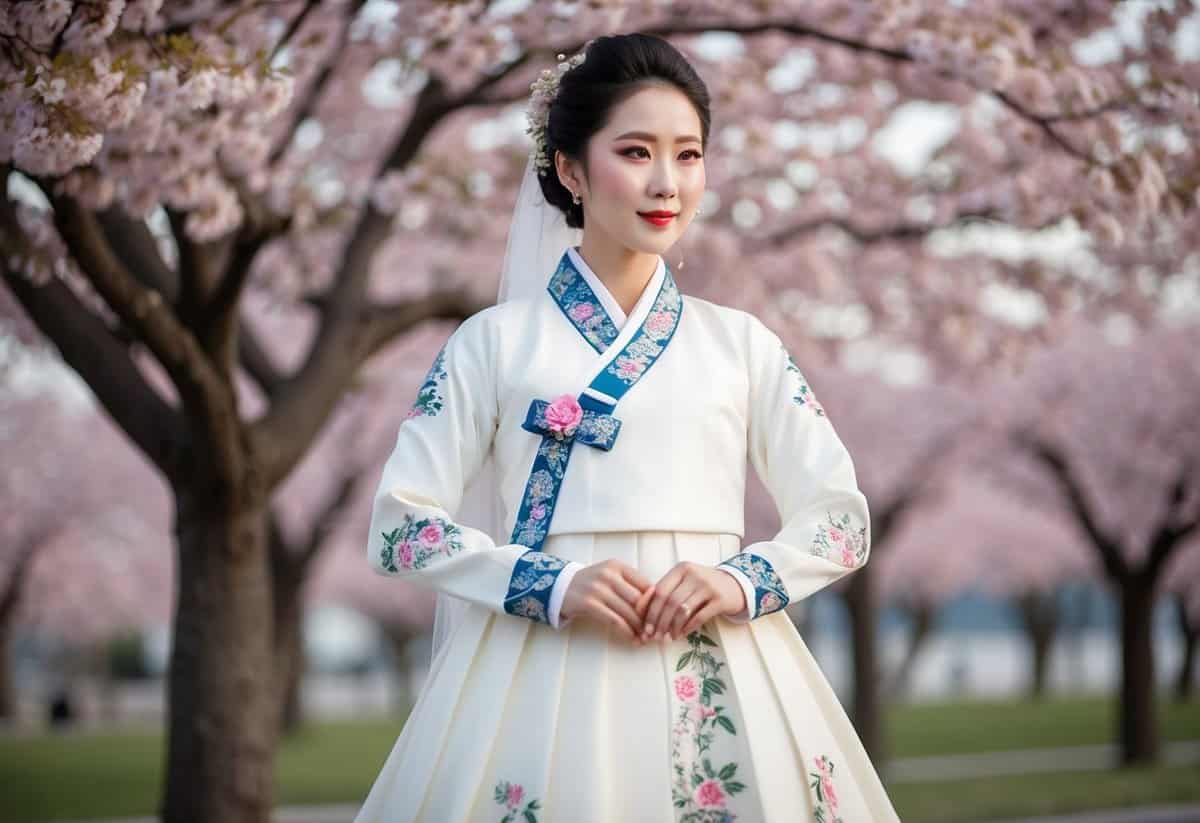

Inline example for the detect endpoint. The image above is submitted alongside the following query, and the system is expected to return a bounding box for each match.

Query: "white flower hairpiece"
[526,44,590,177]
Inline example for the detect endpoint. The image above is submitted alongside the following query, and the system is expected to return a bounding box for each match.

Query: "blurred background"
[1,1,1198,822]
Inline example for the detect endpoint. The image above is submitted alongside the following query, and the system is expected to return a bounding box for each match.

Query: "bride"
[354,31,901,823]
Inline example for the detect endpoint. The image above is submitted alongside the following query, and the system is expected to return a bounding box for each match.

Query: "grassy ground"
[0,695,1196,821]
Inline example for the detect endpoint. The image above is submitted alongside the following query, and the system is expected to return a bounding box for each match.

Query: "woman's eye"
[622,146,650,158]
[681,149,703,160]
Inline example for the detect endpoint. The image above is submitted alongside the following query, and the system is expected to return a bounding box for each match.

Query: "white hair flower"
[526,44,590,176]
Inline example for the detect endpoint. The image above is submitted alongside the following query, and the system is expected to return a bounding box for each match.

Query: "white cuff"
[547,561,585,629]
[718,566,757,623]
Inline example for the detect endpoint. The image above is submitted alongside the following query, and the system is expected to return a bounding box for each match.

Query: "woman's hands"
[560,559,748,644]
[559,559,656,642]
[640,562,746,643]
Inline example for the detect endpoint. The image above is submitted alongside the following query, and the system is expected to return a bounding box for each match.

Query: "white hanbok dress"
[354,247,902,823]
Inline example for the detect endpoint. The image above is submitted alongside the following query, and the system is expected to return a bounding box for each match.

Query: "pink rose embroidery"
[568,302,595,322]
[694,778,726,808]
[530,503,547,521]
[827,527,844,543]
[418,523,443,546]
[505,783,524,809]
[616,357,644,379]
[700,705,717,719]
[545,394,583,438]
[841,545,857,566]
[822,774,838,808]
[674,674,699,702]
[398,541,414,568]
[645,310,673,334]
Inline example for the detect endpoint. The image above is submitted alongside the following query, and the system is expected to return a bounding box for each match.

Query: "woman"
[355,32,901,823]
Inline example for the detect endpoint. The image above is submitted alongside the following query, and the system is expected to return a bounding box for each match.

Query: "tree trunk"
[885,602,933,701]
[0,612,14,721]
[162,496,279,823]
[1118,576,1159,765]
[1016,589,1060,700]
[844,563,884,763]
[381,625,413,715]
[1175,595,1196,703]
[273,569,307,737]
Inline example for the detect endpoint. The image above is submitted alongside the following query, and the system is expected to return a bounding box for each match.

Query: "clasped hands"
[560,559,747,645]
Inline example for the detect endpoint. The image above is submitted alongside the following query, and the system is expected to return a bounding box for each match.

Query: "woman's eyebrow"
[614,130,702,144]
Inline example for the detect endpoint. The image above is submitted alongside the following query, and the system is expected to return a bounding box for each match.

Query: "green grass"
[886,693,1200,758]
[889,764,1200,823]
[0,696,1196,821]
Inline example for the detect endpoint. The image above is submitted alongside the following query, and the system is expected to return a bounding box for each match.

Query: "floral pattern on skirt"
[670,630,747,822]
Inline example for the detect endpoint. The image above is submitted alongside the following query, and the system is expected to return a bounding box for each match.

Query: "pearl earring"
[572,192,581,204]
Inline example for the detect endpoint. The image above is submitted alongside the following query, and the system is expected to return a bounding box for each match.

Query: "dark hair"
[538,33,711,229]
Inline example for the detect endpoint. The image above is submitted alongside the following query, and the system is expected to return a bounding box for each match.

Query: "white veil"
[429,152,582,664]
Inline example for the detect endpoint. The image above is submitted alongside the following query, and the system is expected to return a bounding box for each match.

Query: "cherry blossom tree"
[879,468,1096,701]
[2,2,1198,819]
[984,320,1200,764]
[0,356,172,720]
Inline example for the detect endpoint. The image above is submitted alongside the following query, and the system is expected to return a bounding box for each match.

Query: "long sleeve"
[366,312,579,627]
[716,319,871,622]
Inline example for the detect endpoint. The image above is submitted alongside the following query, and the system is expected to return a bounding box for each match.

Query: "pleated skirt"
[353,531,902,823]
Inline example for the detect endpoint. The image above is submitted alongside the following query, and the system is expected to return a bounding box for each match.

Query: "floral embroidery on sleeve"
[811,512,867,568]
[671,631,746,821]
[378,513,464,572]
[494,780,540,822]
[810,755,843,823]
[406,344,449,419]
[783,347,825,416]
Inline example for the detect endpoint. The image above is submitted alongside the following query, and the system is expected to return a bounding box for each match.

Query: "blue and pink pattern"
[502,252,683,617]
[547,253,621,353]
[503,550,570,625]
[718,553,788,619]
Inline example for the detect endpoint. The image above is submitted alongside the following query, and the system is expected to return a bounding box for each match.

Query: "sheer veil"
[429,152,582,664]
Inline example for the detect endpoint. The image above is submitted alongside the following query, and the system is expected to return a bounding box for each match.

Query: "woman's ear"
[554,150,583,197]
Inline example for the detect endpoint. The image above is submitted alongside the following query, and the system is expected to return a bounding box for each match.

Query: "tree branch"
[1,200,186,475]
[1012,428,1128,580]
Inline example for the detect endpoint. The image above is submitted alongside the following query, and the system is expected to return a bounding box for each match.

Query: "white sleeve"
[366,312,581,627]
[716,318,871,622]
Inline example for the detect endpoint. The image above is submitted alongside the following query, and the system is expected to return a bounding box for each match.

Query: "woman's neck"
[575,237,660,318]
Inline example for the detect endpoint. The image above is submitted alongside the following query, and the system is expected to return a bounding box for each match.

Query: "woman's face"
[559,83,706,256]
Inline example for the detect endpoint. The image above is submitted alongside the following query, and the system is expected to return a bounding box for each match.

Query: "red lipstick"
[638,210,678,227]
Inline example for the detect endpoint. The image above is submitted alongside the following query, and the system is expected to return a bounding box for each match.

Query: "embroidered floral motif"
[378,513,464,572]
[494,780,541,823]
[811,512,868,568]
[603,279,682,387]
[718,553,788,618]
[783,347,825,416]
[504,550,569,625]
[671,631,746,822]
[510,436,573,551]
[810,755,844,823]
[547,253,620,353]
[406,344,449,419]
